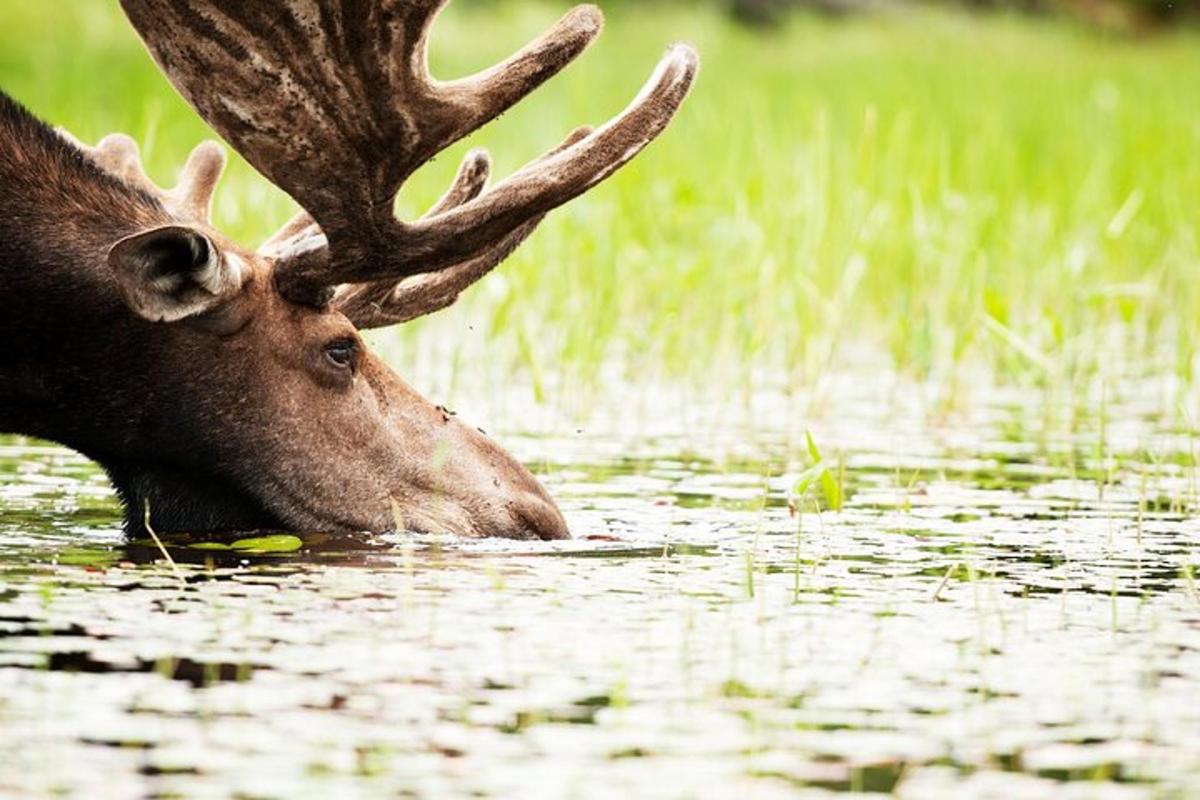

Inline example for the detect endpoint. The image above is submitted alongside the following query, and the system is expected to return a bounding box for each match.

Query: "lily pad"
[229,535,304,553]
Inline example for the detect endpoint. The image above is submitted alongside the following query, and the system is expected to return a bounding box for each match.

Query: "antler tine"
[336,126,593,329]
[382,3,601,173]
[390,0,451,79]
[438,7,603,141]
[62,128,225,225]
[260,211,318,257]
[171,141,225,223]
[428,149,492,217]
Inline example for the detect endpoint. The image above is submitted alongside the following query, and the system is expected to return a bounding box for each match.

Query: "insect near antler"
[0,1,696,540]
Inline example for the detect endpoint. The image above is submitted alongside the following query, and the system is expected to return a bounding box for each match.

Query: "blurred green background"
[2,2,1199,405]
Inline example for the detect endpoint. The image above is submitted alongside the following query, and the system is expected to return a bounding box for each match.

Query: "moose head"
[0,1,697,540]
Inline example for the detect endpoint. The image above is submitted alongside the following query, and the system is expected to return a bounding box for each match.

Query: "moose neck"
[0,92,277,534]
[0,92,158,442]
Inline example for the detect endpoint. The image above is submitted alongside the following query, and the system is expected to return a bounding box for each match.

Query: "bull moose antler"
[117,0,698,323]
[60,129,226,226]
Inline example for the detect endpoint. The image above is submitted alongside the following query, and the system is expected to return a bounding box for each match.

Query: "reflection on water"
[2,382,1200,798]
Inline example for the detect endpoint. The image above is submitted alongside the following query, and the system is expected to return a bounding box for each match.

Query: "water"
[2,377,1200,798]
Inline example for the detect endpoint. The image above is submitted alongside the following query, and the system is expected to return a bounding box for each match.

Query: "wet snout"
[393,409,571,541]
[362,359,570,540]
[506,488,570,541]
[457,424,570,541]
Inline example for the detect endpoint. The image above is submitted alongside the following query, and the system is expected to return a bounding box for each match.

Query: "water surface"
[2,381,1199,798]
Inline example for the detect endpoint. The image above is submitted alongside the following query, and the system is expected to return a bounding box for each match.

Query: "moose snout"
[377,387,571,540]
[509,492,571,541]
[438,417,570,540]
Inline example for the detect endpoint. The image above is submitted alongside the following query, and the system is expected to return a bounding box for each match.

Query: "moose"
[0,1,697,540]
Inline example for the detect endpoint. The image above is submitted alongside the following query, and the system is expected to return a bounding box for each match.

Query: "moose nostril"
[515,496,571,541]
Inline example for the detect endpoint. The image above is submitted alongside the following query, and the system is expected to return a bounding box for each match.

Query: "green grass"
[3,2,1200,399]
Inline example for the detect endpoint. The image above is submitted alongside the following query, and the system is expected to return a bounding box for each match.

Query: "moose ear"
[108,225,248,323]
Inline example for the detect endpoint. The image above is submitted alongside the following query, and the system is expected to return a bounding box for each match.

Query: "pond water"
[2,375,1199,798]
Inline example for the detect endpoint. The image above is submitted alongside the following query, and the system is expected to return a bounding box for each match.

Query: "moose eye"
[324,339,358,370]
